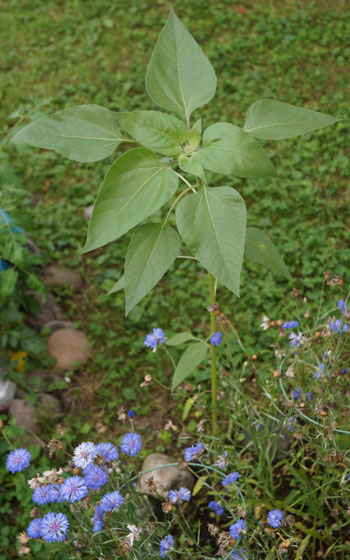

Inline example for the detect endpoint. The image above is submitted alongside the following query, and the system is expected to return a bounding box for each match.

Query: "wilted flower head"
[260,316,271,330]
[216,450,229,469]
[267,508,284,528]
[285,365,295,378]
[124,525,142,549]
[289,332,306,347]
[144,328,166,352]
[6,448,31,473]
[73,442,97,469]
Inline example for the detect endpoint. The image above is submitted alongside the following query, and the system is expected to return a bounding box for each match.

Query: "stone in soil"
[139,453,195,499]
[42,265,83,290]
[83,204,94,221]
[26,292,60,330]
[47,328,90,370]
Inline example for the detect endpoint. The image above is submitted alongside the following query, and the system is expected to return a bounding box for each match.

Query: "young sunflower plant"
[12,9,340,435]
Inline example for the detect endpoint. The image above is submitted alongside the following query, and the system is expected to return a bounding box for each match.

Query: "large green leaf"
[245,227,291,279]
[107,275,124,295]
[117,111,187,156]
[243,99,341,140]
[166,332,196,346]
[197,122,276,177]
[124,222,181,315]
[11,105,124,162]
[84,148,178,252]
[172,342,207,390]
[145,9,216,123]
[176,186,247,296]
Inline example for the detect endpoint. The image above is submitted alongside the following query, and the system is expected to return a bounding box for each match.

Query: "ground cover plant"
[1,0,350,558]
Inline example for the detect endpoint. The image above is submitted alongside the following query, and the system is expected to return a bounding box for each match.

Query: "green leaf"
[176,186,247,296]
[197,122,276,177]
[189,119,202,147]
[172,342,207,390]
[145,9,216,123]
[182,397,195,421]
[244,99,341,140]
[166,332,195,346]
[11,105,124,162]
[124,222,181,315]
[84,148,178,252]
[245,227,291,279]
[192,475,207,496]
[0,268,18,297]
[107,275,125,295]
[178,153,205,180]
[117,111,187,156]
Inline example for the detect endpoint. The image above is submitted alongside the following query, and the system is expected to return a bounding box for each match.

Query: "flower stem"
[208,272,218,437]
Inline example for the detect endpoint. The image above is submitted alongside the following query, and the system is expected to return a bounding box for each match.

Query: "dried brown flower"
[162,501,173,513]
[55,423,66,436]
[29,507,41,518]
[47,438,63,458]
[207,523,219,537]
[140,374,152,387]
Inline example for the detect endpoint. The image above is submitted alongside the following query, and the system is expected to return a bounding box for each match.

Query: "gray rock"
[0,377,16,411]
[43,320,74,334]
[139,453,195,499]
[84,204,94,222]
[9,398,39,434]
[26,292,59,330]
[47,328,90,370]
[8,398,46,447]
[238,422,292,460]
[42,265,83,290]
[38,393,62,417]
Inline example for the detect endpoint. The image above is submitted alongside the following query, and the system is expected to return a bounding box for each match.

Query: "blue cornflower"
[6,448,31,473]
[343,368,347,374]
[144,328,166,352]
[292,388,301,400]
[282,320,299,330]
[314,363,326,379]
[33,485,58,505]
[159,534,174,558]
[100,490,124,512]
[210,332,222,346]
[83,464,109,490]
[286,416,295,432]
[222,472,239,486]
[232,550,248,560]
[184,442,203,462]
[267,508,284,528]
[330,319,348,334]
[305,392,312,400]
[92,505,105,532]
[49,483,65,503]
[120,432,142,457]
[128,410,135,418]
[73,442,97,469]
[338,299,346,314]
[27,518,42,539]
[95,442,119,462]
[60,476,88,503]
[229,519,247,541]
[41,512,69,543]
[208,500,224,515]
[168,487,191,504]
[289,332,306,347]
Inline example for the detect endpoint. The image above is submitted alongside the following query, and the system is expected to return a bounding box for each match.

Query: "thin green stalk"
[208,272,218,437]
